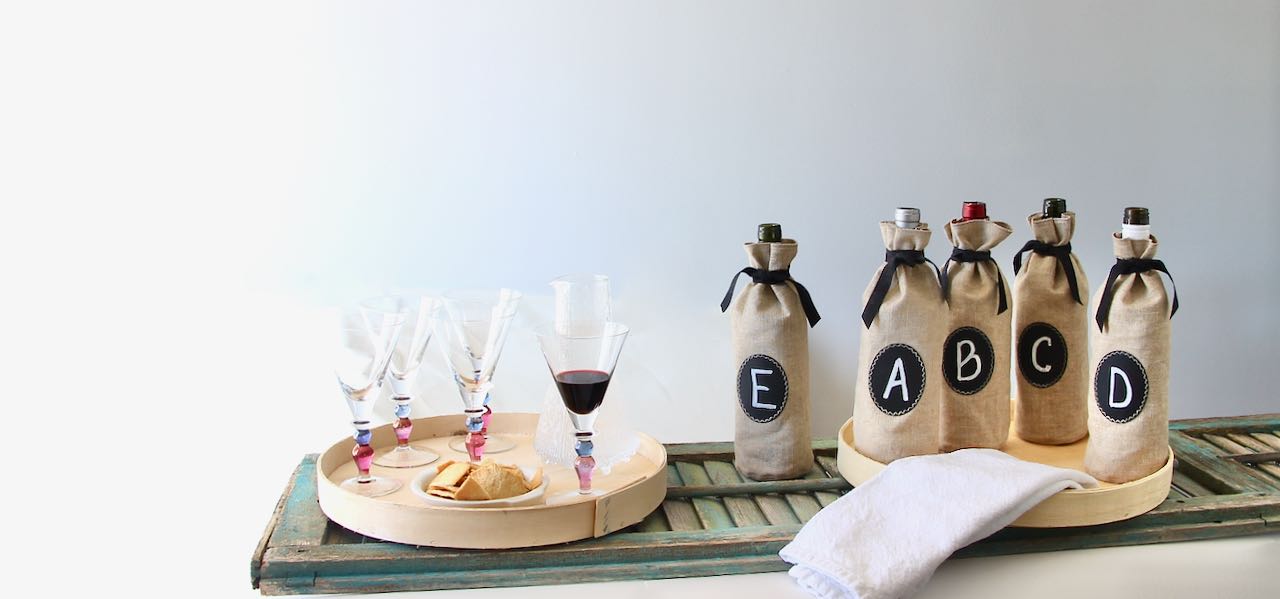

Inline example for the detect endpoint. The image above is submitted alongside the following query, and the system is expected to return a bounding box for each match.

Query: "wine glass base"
[447,434,517,455]
[340,476,403,497]
[374,445,440,468]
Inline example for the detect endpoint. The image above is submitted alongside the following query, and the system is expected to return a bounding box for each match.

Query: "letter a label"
[870,344,926,416]
[1094,351,1148,423]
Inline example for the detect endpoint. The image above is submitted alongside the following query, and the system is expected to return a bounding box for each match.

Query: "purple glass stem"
[352,429,375,482]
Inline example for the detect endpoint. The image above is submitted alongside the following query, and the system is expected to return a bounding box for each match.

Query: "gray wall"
[280,1,1279,436]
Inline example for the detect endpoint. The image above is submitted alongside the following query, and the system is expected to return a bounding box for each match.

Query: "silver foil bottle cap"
[894,207,921,229]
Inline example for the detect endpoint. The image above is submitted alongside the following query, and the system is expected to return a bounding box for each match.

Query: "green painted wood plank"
[814,491,842,507]
[1168,432,1277,494]
[323,522,368,545]
[1251,432,1280,451]
[660,465,702,531]
[635,509,672,533]
[251,457,309,589]
[1168,413,1280,433]
[1170,470,1214,497]
[801,464,827,479]
[666,478,851,498]
[267,455,328,548]
[703,461,769,527]
[754,494,801,525]
[784,492,824,522]
[1224,433,1280,482]
[675,462,735,529]
[815,455,841,479]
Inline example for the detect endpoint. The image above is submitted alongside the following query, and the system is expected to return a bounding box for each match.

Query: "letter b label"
[943,327,994,395]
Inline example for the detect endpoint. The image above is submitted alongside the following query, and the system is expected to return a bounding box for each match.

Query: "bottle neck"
[1121,223,1151,240]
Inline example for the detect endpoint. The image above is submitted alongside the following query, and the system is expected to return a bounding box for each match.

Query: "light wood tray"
[316,413,667,548]
[836,415,1174,527]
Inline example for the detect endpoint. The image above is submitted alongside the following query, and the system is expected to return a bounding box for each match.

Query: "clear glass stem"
[574,432,596,494]
[352,429,375,483]
[392,398,413,449]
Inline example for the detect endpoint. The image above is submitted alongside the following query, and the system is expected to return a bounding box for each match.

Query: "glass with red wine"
[535,321,629,495]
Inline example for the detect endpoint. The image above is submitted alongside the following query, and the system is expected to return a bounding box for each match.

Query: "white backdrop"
[4,1,1278,597]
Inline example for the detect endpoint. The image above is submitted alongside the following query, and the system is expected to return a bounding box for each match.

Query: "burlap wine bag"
[1084,234,1178,483]
[721,239,821,480]
[854,222,944,463]
[939,219,1013,451]
[1012,212,1090,445]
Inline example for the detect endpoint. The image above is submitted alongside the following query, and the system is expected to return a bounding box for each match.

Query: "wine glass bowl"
[361,294,442,468]
[535,322,629,494]
[434,289,523,462]
[332,308,405,497]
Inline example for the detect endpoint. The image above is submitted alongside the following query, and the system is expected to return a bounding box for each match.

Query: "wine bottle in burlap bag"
[1085,213,1179,483]
[720,224,822,480]
[940,215,1013,451]
[854,216,945,463]
[1012,202,1090,445]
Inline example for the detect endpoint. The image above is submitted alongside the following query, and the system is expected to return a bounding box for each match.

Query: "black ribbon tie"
[720,267,821,327]
[941,248,1008,315]
[1095,258,1179,331]
[1013,240,1082,305]
[860,250,942,329]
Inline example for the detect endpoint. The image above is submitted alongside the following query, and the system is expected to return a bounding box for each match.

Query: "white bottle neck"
[1121,223,1151,240]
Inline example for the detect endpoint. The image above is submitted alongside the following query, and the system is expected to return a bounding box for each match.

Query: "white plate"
[409,465,549,508]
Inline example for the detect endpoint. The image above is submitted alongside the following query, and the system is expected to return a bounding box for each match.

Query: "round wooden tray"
[316,412,667,548]
[836,416,1173,527]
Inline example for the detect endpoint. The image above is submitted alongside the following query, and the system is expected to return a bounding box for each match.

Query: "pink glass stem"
[465,411,486,462]
[574,434,595,494]
[352,442,375,482]
[394,417,413,448]
[480,404,493,436]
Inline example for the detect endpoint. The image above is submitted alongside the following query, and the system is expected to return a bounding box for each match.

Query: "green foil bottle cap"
[758,223,782,242]
[1043,198,1067,218]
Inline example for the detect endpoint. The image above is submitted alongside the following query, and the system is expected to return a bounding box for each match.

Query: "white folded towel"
[779,448,1097,599]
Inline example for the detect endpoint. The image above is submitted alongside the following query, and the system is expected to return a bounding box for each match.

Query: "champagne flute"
[535,322,629,494]
[362,294,442,468]
[332,307,405,497]
[434,289,522,462]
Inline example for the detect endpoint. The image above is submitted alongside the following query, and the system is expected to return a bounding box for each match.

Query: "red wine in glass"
[554,369,611,415]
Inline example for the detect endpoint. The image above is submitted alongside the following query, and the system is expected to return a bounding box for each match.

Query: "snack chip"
[424,459,543,501]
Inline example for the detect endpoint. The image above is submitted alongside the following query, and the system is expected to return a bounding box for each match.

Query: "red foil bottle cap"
[961,202,987,221]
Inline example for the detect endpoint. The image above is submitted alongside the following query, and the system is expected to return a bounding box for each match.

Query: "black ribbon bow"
[1012,240,1083,305]
[860,250,942,328]
[941,248,1008,315]
[1095,258,1179,331]
[720,267,821,327]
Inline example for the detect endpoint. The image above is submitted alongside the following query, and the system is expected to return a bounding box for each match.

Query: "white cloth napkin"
[779,448,1097,599]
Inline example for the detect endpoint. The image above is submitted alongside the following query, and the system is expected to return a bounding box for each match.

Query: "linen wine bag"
[854,222,944,463]
[1084,234,1178,483]
[721,238,821,480]
[1012,212,1090,445]
[940,218,1013,451]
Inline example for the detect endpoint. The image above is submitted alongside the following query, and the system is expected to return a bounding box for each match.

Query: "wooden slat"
[1220,434,1280,481]
[635,509,672,533]
[266,455,328,548]
[660,464,702,531]
[1251,432,1280,451]
[674,462,735,529]
[250,458,310,589]
[784,493,823,522]
[1170,470,1214,498]
[814,491,842,507]
[1168,432,1277,494]
[1167,413,1280,434]
[815,455,841,479]
[754,494,801,525]
[703,461,769,527]
[666,478,851,498]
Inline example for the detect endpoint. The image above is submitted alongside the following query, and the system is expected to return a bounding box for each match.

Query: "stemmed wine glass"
[535,322,629,494]
[434,289,522,462]
[332,307,405,497]
[361,294,442,468]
